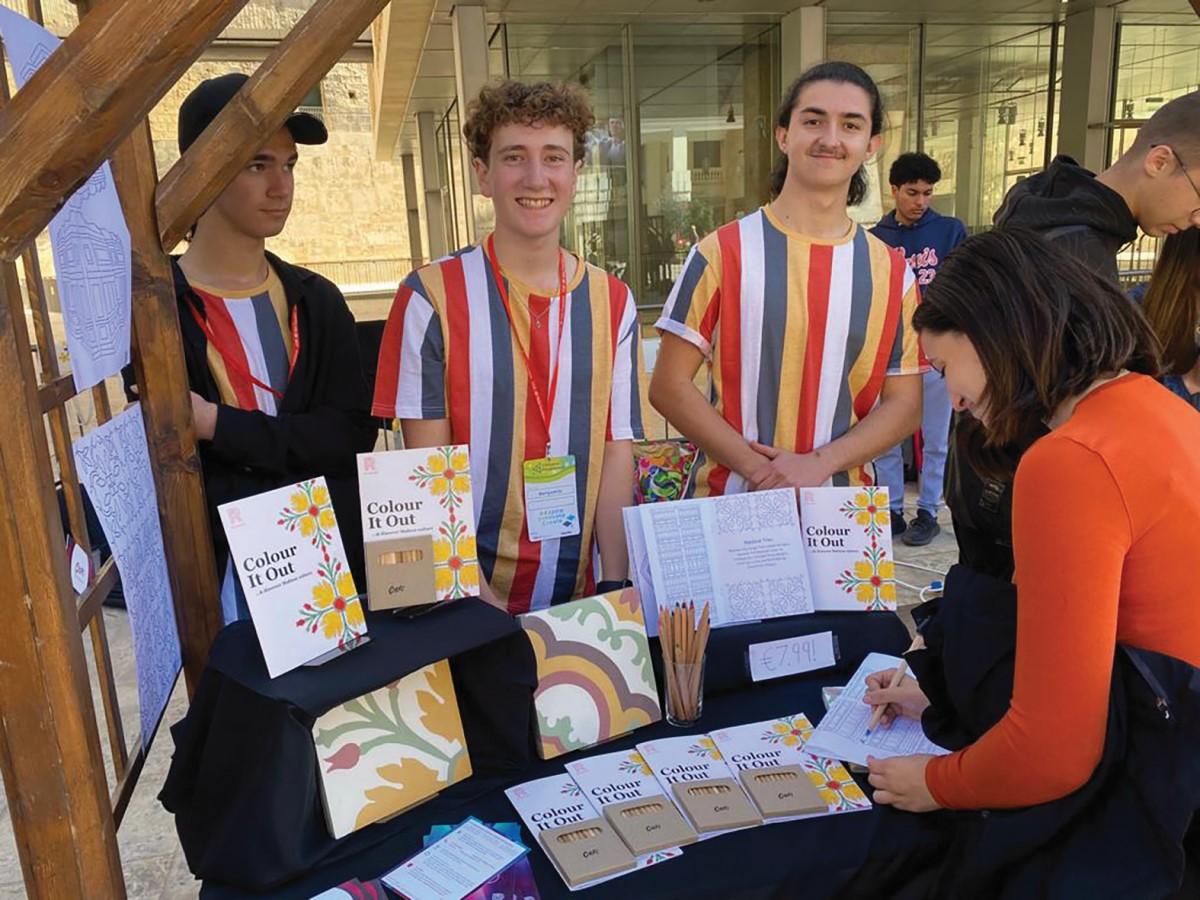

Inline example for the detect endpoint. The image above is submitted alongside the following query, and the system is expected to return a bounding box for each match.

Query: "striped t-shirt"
[189,269,292,624]
[191,269,291,415]
[656,206,923,496]
[372,243,648,613]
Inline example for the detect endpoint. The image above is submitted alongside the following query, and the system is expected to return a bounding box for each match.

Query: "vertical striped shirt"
[656,206,923,496]
[189,269,292,624]
[191,269,291,415]
[372,243,648,613]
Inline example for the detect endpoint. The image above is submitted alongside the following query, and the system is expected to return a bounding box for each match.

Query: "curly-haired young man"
[373,80,647,614]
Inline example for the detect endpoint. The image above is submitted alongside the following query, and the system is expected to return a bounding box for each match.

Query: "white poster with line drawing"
[73,405,180,751]
[628,489,813,635]
[0,7,132,392]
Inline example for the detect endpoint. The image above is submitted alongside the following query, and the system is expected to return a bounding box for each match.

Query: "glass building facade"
[424,6,1198,308]
[496,22,781,311]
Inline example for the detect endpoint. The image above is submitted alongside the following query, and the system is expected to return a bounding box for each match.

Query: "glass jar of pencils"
[659,601,709,728]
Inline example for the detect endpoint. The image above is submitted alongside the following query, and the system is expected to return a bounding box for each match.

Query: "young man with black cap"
[170,72,378,623]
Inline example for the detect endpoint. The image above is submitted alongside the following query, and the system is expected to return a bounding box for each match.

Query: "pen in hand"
[864,659,909,737]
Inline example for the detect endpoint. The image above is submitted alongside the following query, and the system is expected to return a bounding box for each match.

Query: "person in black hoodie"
[160,74,378,624]
[948,88,1200,578]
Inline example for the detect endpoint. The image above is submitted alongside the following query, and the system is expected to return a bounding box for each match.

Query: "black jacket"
[158,253,378,590]
[945,155,1139,577]
[992,154,1139,283]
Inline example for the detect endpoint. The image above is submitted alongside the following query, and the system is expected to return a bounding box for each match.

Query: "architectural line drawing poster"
[73,405,182,750]
[0,6,132,392]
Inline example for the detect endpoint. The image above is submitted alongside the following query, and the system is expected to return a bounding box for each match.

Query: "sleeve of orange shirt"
[924,435,1134,809]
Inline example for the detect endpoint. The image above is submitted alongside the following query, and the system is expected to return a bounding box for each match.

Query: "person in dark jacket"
[167,74,378,623]
[871,152,967,547]
[948,89,1200,578]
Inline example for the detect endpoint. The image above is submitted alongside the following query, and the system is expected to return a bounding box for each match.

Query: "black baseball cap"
[178,72,329,153]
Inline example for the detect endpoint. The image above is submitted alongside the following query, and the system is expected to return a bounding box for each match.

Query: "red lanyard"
[186,292,299,403]
[486,235,570,449]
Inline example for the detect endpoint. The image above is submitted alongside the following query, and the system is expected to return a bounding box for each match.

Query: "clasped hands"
[862,667,941,813]
[747,441,832,490]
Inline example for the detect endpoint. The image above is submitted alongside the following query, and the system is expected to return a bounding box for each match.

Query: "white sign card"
[73,405,181,749]
[68,539,93,595]
[747,631,838,682]
[0,7,132,392]
[381,817,528,900]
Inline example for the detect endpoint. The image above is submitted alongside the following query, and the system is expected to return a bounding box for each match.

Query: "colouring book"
[219,477,367,677]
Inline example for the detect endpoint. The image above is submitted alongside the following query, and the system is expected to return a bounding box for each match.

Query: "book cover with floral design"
[799,486,897,611]
[504,774,681,889]
[219,477,367,678]
[313,659,472,838]
[710,714,871,815]
[565,749,663,809]
[520,589,661,760]
[358,446,480,604]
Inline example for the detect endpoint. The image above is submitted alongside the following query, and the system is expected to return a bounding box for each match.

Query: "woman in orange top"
[865,227,1200,812]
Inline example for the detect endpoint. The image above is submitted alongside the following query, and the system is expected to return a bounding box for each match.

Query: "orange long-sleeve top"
[925,374,1200,810]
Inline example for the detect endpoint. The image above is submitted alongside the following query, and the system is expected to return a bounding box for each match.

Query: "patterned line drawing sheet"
[803,652,950,767]
[74,405,182,749]
[633,489,812,633]
[0,7,132,392]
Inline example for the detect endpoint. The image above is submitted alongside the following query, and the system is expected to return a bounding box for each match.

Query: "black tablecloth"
[187,611,911,898]
[162,599,539,889]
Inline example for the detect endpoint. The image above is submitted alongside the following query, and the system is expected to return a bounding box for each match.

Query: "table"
[185,611,911,898]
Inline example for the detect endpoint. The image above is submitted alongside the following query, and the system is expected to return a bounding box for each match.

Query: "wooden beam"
[156,0,392,251]
[0,253,124,899]
[65,0,226,694]
[0,0,250,261]
[37,372,73,412]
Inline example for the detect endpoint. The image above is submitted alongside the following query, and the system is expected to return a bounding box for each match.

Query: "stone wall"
[15,1,419,304]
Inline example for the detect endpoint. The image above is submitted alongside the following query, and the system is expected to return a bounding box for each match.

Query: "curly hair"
[889,152,941,187]
[463,80,595,164]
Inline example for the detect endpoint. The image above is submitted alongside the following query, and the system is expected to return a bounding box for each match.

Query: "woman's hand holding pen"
[863,667,931,729]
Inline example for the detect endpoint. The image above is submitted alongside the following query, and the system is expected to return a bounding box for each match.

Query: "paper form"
[803,652,950,767]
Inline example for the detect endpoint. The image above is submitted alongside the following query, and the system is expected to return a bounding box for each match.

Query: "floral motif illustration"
[687,736,722,760]
[800,753,871,812]
[834,486,896,611]
[278,479,338,554]
[763,714,815,748]
[279,478,364,641]
[618,752,654,777]
[410,447,471,511]
[409,447,479,600]
[433,518,480,597]
[313,662,471,835]
[526,589,660,759]
[298,557,366,647]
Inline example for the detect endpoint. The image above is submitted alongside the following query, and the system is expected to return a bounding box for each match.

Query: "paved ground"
[0,490,957,897]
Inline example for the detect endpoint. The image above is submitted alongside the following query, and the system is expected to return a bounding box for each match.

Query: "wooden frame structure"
[0,0,390,894]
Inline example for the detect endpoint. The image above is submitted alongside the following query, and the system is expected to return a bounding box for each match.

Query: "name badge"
[523,455,581,542]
